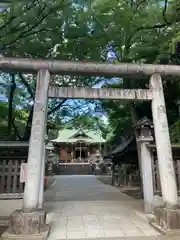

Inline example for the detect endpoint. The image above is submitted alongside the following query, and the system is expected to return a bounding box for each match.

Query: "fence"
[111,144,180,197]
[112,163,140,188]
[149,145,180,196]
[0,142,28,199]
[0,157,26,199]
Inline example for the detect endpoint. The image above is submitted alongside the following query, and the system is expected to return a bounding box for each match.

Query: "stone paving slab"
[1,237,179,240]
[46,237,180,240]
[44,175,161,240]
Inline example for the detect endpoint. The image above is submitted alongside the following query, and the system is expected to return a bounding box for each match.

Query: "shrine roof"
[51,128,105,143]
[133,116,153,129]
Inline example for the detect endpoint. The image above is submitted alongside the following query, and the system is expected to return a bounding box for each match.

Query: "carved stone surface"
[151,206,180,234]
[23,70,50,210]
[8,210,47,234]
[2,226,49,240]
[48,86,153,100]
[150,74,178,207]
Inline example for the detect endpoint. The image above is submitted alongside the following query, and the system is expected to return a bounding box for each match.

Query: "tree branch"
[19,74,34,99]
[1,3,57,51]
[22,106,33,140]
[126,22,171,50]
[48,99,67,116]
[136,22,170,33]
[12,118,22,140]
[14,3,48,35]
[8,73,16,137]
[135,0,146,10]
[3,28,52,52]
[18,73,34,140]
[22,27,52,38]
[162,0,170,25]
[0,0,38,32]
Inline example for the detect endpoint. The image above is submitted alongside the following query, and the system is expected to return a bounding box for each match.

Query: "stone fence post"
[134,117,154,213]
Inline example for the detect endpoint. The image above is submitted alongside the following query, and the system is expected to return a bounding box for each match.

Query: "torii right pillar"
[150,74,180,234]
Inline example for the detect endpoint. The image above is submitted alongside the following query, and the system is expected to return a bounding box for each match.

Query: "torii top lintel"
[0,57,180,77]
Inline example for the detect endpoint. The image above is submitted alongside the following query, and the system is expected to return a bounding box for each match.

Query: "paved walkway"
[44,175,160,240]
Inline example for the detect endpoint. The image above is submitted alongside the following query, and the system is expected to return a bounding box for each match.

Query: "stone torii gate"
[1,58,180,239]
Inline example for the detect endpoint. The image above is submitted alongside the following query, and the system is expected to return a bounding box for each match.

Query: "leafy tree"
[95,0,180,142]
[170,120,180,143]
[61,114,109,138]
[0,0,180,143]
[0,0,104,140]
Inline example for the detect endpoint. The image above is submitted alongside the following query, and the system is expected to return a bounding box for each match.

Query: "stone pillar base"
[150,206,180,235]
[1,228,49,240]
[1,209,50,240]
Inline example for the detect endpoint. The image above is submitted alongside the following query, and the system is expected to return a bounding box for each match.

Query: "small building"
[51,128,106,163]
[105,117,154,189]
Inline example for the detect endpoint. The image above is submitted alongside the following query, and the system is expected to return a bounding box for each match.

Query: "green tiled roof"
[51,129,105,143]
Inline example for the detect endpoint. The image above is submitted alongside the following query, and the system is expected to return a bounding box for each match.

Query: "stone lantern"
[133,117,154,213]
[45,142,56,176]
[134,117,154,142]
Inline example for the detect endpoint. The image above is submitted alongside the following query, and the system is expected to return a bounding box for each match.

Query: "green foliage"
[59,115,110,139]
[0,0,180,142]
[170,120,180,143]
[0,101,28,139]
[97,0,180,143]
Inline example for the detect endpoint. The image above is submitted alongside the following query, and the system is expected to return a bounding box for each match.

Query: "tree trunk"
[8,74,16,139]
[11,74,67,140]
[21,99,66,140]
[22,107,33,141]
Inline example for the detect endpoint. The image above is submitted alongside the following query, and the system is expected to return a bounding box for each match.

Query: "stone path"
[44,175,160,240]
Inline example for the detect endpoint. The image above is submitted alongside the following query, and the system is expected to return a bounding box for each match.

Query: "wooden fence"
[0,142,29,199]
[112,163,141,188]
[0,157,26,199]
[112,145,180,197]
[149,145,180,196]
[152,156,180,196]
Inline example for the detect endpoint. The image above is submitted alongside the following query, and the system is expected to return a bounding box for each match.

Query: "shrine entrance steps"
[43,175,161,239]
[54,163,92,175]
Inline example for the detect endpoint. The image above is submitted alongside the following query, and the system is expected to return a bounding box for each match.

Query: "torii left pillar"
[2,69,50,240]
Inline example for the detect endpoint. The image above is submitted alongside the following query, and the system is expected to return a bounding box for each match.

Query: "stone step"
[0,217,8,226]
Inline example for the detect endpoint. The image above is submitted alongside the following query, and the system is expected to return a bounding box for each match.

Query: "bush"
[170,120,180,143]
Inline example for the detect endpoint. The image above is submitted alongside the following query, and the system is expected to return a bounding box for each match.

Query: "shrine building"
[51,128,106,163]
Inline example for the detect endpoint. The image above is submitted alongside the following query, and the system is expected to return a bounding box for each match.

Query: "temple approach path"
[44,175,163,240]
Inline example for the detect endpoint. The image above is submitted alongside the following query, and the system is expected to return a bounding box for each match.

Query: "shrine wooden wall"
[59,148,72,162]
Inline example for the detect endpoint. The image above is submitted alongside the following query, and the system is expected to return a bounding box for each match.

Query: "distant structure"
[51,128,106,163]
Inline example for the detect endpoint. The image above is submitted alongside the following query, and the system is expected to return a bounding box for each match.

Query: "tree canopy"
[0,0,180,143]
